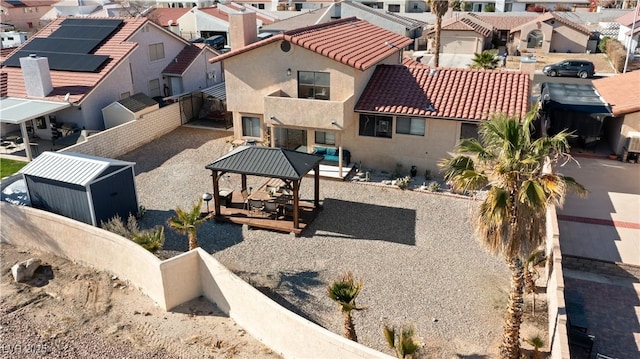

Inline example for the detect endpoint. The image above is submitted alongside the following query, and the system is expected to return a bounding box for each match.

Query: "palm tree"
[470,50,500,69]
[327,272,366,342]
[439,107,586,358]
[168,198,209,251]
[524,248,544,315]
[383,323,421,359]
[429,0,450,68]
[524,334,545,359]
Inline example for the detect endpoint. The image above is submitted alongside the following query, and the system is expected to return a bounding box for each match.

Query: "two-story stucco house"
[1,16,223,139]
[212,15,530,176]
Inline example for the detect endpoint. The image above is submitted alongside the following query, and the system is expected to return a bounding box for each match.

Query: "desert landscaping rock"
[11,258,41,282]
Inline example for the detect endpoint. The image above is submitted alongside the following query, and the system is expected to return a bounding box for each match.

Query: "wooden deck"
[211,191,319,235]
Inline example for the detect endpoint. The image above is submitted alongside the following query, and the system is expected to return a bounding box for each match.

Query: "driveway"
[120,127,524,357]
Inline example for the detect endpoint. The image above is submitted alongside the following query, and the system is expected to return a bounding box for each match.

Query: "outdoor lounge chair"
[263,201,280,219]
[248,199,264,214]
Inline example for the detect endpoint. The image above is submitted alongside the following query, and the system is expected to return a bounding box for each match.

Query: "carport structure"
[205,146,323,234]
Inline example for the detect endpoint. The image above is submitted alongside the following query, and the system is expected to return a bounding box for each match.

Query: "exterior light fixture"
[286,68,291,76]
[202,192,213,213]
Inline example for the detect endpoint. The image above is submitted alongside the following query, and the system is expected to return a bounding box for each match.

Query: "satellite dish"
[64,93,70,102]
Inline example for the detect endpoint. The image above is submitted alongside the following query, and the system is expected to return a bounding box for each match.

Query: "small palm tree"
[131,226,165,253]
[429,0,451,68]
[168,198,209,251]
[524,248,544,315]
[383,323,421,359]
[524,334,545,359]
[470,50,500,69]
[439,106,586,358]
[327,272,366,342]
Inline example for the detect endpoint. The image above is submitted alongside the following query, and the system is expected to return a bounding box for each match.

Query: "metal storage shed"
[19,152,139,226]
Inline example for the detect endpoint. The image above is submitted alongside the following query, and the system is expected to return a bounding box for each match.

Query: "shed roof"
[117,93,158,113]
[205,146,322,180]
[201,81,226,100]
[541,82,612,115]
[20,152,135,186]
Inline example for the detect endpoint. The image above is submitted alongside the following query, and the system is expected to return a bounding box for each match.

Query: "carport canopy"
[205,146,323,229]
[0,97,71,161]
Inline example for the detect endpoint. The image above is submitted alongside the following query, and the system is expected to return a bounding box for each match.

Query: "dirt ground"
[0,243,280,359]
[505,52,615,72]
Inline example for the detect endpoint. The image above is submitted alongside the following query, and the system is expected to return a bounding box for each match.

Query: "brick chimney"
[229,9,257,50]
[19,54,53,98]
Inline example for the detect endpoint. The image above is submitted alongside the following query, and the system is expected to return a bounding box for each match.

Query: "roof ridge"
[284,17,359,36]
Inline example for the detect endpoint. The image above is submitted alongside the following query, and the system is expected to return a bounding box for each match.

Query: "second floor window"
[359,114,392,138]
[298,71,330,100]
[315,131,335,145]
[396,117,425,136]
[149,43,165,61]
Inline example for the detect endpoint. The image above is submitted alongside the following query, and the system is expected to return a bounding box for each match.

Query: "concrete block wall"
[562,255,640,280]
[60,103,181,159]
[0,203,394,359]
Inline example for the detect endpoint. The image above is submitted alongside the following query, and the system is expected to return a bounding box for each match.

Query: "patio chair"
[263,201,280,219]
[248,199,264,214]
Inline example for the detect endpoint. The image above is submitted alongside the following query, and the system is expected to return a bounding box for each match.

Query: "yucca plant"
[101,214,164,253]
[524,334,545,359]
[383,323,421,359]
[168,198,209,251]
[327,272,366,342]
[131,226,165,253]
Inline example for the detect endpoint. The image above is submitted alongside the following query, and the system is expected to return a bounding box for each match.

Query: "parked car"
[543,60,595,79]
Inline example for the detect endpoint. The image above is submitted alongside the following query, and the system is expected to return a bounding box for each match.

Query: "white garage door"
[440,37,477,54]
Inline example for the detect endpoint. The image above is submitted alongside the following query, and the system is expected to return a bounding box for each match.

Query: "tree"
[168,198,209,251]
[470,50,501,69]
[429,0,450,68]
[383,323,421,358]
[439,107,586,358]
[327,272,366,342]
[524,248,544,315]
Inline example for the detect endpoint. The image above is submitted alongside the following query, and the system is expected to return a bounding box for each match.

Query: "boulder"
[11,258,42,282]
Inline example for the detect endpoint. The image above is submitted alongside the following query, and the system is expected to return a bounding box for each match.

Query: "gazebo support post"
[241,174,247,193]
[293,180,300,229]
[314,163,319,207]
[212,171,221,216]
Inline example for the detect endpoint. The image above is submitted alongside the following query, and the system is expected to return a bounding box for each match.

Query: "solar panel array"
[3,18,123,72]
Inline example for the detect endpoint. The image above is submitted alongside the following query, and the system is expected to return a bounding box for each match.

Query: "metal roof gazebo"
[204,146,323,231]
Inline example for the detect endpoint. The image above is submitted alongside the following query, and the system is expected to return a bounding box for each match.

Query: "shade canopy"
[205,146,323,180]
[0,97,71,124]
[541,82,612,116]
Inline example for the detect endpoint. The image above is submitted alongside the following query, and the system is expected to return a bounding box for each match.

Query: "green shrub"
[101,214,164,253]
[484,3,495,11]
[396,176,412,190]
[604,37,626,72]
[427,181,441,192]
[389,163,404,180]
[598,36,609,54]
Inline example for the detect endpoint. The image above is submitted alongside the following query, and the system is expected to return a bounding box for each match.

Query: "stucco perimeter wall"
[0,203,167,309]
[59,103,181,159]
[197,251,393,359]
[545,205,571,359]
[0,204,393,358]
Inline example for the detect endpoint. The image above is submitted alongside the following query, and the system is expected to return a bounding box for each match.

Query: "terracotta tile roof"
[426,15,494,37]
[211,18,413,71]
[593,71,640,117]
[510,12,590,35]
[0,47,16,62]
[199,6,230,21]
[615,7,640,27]
[470,14,538,31]
[0,0,56,7]
[147,7,190,27]
[163,43,213,75]
[356,65,530,120]
[1,17,148,104]
[341,1,428,29]
[402,57,429,69]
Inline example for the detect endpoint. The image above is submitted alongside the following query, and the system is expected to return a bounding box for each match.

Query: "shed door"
[441,36,476,54]
[90,169,138,225]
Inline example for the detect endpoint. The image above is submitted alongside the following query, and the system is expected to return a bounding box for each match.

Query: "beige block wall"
[0,203,167,309]
[0,204,394,358]
[60,103,181,159]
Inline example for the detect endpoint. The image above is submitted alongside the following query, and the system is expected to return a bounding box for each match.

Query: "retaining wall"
[59,103,181,158]
[0,203,392,359]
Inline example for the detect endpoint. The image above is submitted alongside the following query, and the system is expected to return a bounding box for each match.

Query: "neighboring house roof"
[341,1,428,30]
[162,43,214,75]
[469,13,538,31]
[205,145,323,180]
[19,151,134,187]
[615,7,640,27]
[593,71,640,117]
[426,15,494,37]
[0,72,7,97]
[201,81,226,100]
[1,17,186,104]
[215,2,277,25]
[0,0,56,7]
[211,17,413,71]
[117,93,158,113]
[553,9,631,24]
[510,12,590,35]
[260,6,334,32]
[356,65,530,120]
[147,7,190,27]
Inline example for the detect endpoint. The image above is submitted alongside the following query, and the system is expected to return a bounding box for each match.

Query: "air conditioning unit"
[626,132,640,152]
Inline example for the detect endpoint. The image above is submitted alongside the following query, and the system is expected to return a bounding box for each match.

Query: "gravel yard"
[121,127,528,357]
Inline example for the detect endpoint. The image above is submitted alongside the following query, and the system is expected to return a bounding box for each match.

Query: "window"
[258,3,265,9]
[120,92,131,99]
[149,79,161,97]
[388,4,400,12]
[396,117,425,136]
[149,43,165,61]
[359,114,392,138]
[242,116,261,137]
[460,123,479,140]
[298,71,330,100]
[315,131,335,145]
[504,3,512,11]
